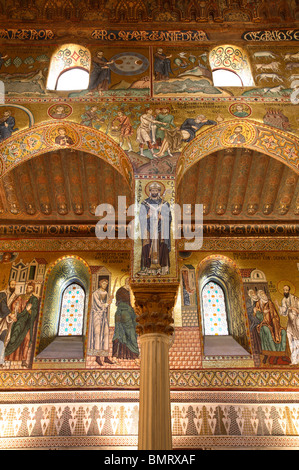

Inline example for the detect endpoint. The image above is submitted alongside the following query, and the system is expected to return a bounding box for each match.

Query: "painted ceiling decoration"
[0,0,299,453]
[177,148,299,219]
[0,0,297,24]
[0,149,133,219]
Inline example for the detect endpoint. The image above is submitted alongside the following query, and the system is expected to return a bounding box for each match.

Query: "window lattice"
[58,283,85,336]
[202,281,229,335]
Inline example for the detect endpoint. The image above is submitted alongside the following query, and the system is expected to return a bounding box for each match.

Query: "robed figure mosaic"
[5,282,39,367]
[87,279,113,366]
[138,181,172,276]
[112,278,139,363]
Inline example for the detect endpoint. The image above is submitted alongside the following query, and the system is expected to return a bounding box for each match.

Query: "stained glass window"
[58,283,85,336]
[202,281,229,335]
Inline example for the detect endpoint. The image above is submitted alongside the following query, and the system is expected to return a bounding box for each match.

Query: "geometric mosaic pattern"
[179,119,299,184]
[58,283,85,336]
[1,395,299,449]
[0,368,299,390]
[171,403,299,437]
[202,281,229,335]
[0,237,298,253]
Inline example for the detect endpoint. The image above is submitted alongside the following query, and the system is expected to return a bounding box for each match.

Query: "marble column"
[132,284,178,451]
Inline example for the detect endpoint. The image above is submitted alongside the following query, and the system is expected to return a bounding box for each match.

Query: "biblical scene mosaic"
[0,42,298,182]
[0,249,298,377]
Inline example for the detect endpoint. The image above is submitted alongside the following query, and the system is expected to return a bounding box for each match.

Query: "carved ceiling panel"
[0,149,133,221]
[0,0,297,23]
[177,148,299,220]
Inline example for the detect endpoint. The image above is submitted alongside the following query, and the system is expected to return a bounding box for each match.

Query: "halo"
[144,180,166,197]
[47,103,72,119]
[120,273,131,285]
[277,280,296,296]
[228,102,252,118]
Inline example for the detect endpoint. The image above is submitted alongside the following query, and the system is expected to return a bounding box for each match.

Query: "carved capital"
[131,283,179,336]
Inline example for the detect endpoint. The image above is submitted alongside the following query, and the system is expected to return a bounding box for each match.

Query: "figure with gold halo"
[138,182,172,276]
[254,289,290,365]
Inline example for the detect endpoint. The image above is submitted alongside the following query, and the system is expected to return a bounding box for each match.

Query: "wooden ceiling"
[0,150,133,221]
[177,148,299,221]
[1,0,297,25]
[1,148,298,225]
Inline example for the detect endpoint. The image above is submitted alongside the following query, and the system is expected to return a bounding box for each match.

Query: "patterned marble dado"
[0,391,299,449]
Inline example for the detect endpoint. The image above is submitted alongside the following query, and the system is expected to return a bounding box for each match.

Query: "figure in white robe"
[88,279,113,366]
[136,108,166,156]
[276,285,299,364]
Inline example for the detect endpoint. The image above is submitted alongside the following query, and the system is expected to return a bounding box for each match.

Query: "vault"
[177,147,299,221]
[0,148,134,221]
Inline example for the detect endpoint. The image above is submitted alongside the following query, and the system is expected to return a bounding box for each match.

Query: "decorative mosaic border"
[3,96,295,104]
[0,368,299,390]
[0,121,134,188]
[0,237,298,252]
[0,238,132,251]
[172,436,299,450]
[1,389,298,404]
[177,119,299,184]
[0,436,138,450]
[0,392,299,449]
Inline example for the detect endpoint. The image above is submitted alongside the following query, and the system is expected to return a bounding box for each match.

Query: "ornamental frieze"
[242,30,299,42]
[91,30,209,42]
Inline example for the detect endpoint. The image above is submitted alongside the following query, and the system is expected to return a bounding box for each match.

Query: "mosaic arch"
[35,255,92,358]
[176,119,299,186]
[0,104,35,128]
[209,44,255,87]
[0,121,134,189]
[46,44,91,91]
[196,254,252,354]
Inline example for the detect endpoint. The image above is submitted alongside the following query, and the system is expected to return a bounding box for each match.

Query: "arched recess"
[0,121,134,190]
[35,255,92,360]
[176,119,299,188]
[197,254,252,356]
[0,148,134,219]
[209,45,254,87]
[47,44,91,91]
[177,147,299,219]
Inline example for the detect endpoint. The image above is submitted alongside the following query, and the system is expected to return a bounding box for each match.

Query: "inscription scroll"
[91,30,209,42]
[0,29,55,40]
[242,30,299,41]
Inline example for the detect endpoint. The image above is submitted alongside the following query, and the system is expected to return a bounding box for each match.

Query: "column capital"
[131,283,179,336]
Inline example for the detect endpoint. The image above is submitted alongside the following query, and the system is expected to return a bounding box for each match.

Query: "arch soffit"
[196,253,243,286]
[196,254,251,349]
[176,119,299,186]
[35,255,92,355]
[196,254,247,321]
[0,121,134,189]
